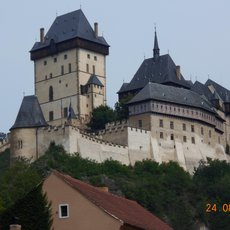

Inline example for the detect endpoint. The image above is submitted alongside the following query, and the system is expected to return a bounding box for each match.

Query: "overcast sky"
[1,0,230,133]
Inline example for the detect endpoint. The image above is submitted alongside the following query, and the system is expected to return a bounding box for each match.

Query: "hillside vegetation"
[0,143,230,230]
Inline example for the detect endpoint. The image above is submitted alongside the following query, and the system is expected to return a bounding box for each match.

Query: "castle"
[1,9,230,173]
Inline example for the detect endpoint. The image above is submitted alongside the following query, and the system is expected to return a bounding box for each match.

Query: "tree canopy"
[88,105,116,131]
[1,144,230,229]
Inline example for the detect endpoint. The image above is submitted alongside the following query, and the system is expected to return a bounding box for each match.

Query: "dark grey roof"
[87,74,103,86]
[119,54,191,94]
[128,82,215,113]
[11,95,48,130]
[31,9,109,52]
[205,79,230,102]
[191,81,213,101]
[117,83,129,93]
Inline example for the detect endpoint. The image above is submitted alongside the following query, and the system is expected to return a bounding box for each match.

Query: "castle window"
[170,134,174,140]
[45,75,47,80]
[183,136,187,142]
[64,107,68,118]
[86,104,88,108]
[44,60,47,65]
[86,64,89,73]
[182,123,186,131]
[64,54,68,60]
[54,57,57,63]
[87,54,90,59]
[93,65,95,74]
[201,127,204,135]
[59,204,69,218]
[49,86,53,101]
[170,121,174,129]
[66,84,68,87]
[49,73,53,78]
[49,111,54,121]
[61,65,64,75]
[191,125,194,132]
[191,137,195,144]
[68,63,72,73]
[138,120,142,128]
[160,132,164,139]
[17,140,23,149]
[159,119,163,128]
[94,56,97,61]
[209,130,211,138]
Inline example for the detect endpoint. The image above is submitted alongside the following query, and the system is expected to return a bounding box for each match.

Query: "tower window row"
[86,64,96,74]
[159,132,196,144]
[44,64,72,80]
[87,53,97,61]
[43,54,68,65]
[158,119,212,137]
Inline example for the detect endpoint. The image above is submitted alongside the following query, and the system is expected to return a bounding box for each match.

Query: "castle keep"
[30,9,109,126]
[1,9,230,173]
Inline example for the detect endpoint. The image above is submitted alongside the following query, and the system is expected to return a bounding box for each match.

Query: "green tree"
[193,159,230,230]
[114,94,133,121]
[0,184,52,230]
[0,148,10,175]
[88,105,116,131]
[0,158,42,212]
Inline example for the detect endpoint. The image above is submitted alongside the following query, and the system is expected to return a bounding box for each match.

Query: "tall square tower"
[30,9,109,126]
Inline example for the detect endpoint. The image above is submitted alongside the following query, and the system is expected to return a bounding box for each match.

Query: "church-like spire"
[153,26,160,60]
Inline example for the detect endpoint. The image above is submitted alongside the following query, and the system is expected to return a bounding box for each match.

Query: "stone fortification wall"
[36,125,130,164]
[9,123,230,173]
[0,139,10,153]
[99,120,129,146]
[127,127,152,165]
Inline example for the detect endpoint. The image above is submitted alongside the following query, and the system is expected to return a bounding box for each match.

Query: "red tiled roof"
[53,171,173,230]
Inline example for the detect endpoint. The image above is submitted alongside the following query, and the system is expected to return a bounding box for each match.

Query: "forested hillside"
[0,143,230,230]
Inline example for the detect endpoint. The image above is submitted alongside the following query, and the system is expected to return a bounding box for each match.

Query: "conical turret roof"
[10,95,48,130]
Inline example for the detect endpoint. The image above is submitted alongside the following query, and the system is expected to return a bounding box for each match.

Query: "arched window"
[49,86,53,101]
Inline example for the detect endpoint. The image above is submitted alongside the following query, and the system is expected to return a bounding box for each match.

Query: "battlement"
[0,139,10,153]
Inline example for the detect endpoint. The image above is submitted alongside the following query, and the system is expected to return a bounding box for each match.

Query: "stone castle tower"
[30,9,109,126]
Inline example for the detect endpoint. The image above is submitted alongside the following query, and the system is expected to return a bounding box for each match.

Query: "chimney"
[40,28,45,43]
[176,65,181,80]
[94,22,98,37]
[9,225,21,230]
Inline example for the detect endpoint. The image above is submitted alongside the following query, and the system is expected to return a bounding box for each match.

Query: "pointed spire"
[153,25,160,60]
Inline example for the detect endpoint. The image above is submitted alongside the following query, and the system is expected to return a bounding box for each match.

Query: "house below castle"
[1,9,230,174]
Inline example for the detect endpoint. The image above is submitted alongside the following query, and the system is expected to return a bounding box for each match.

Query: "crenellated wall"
[9,122,230,173]
[0,139,10,153]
